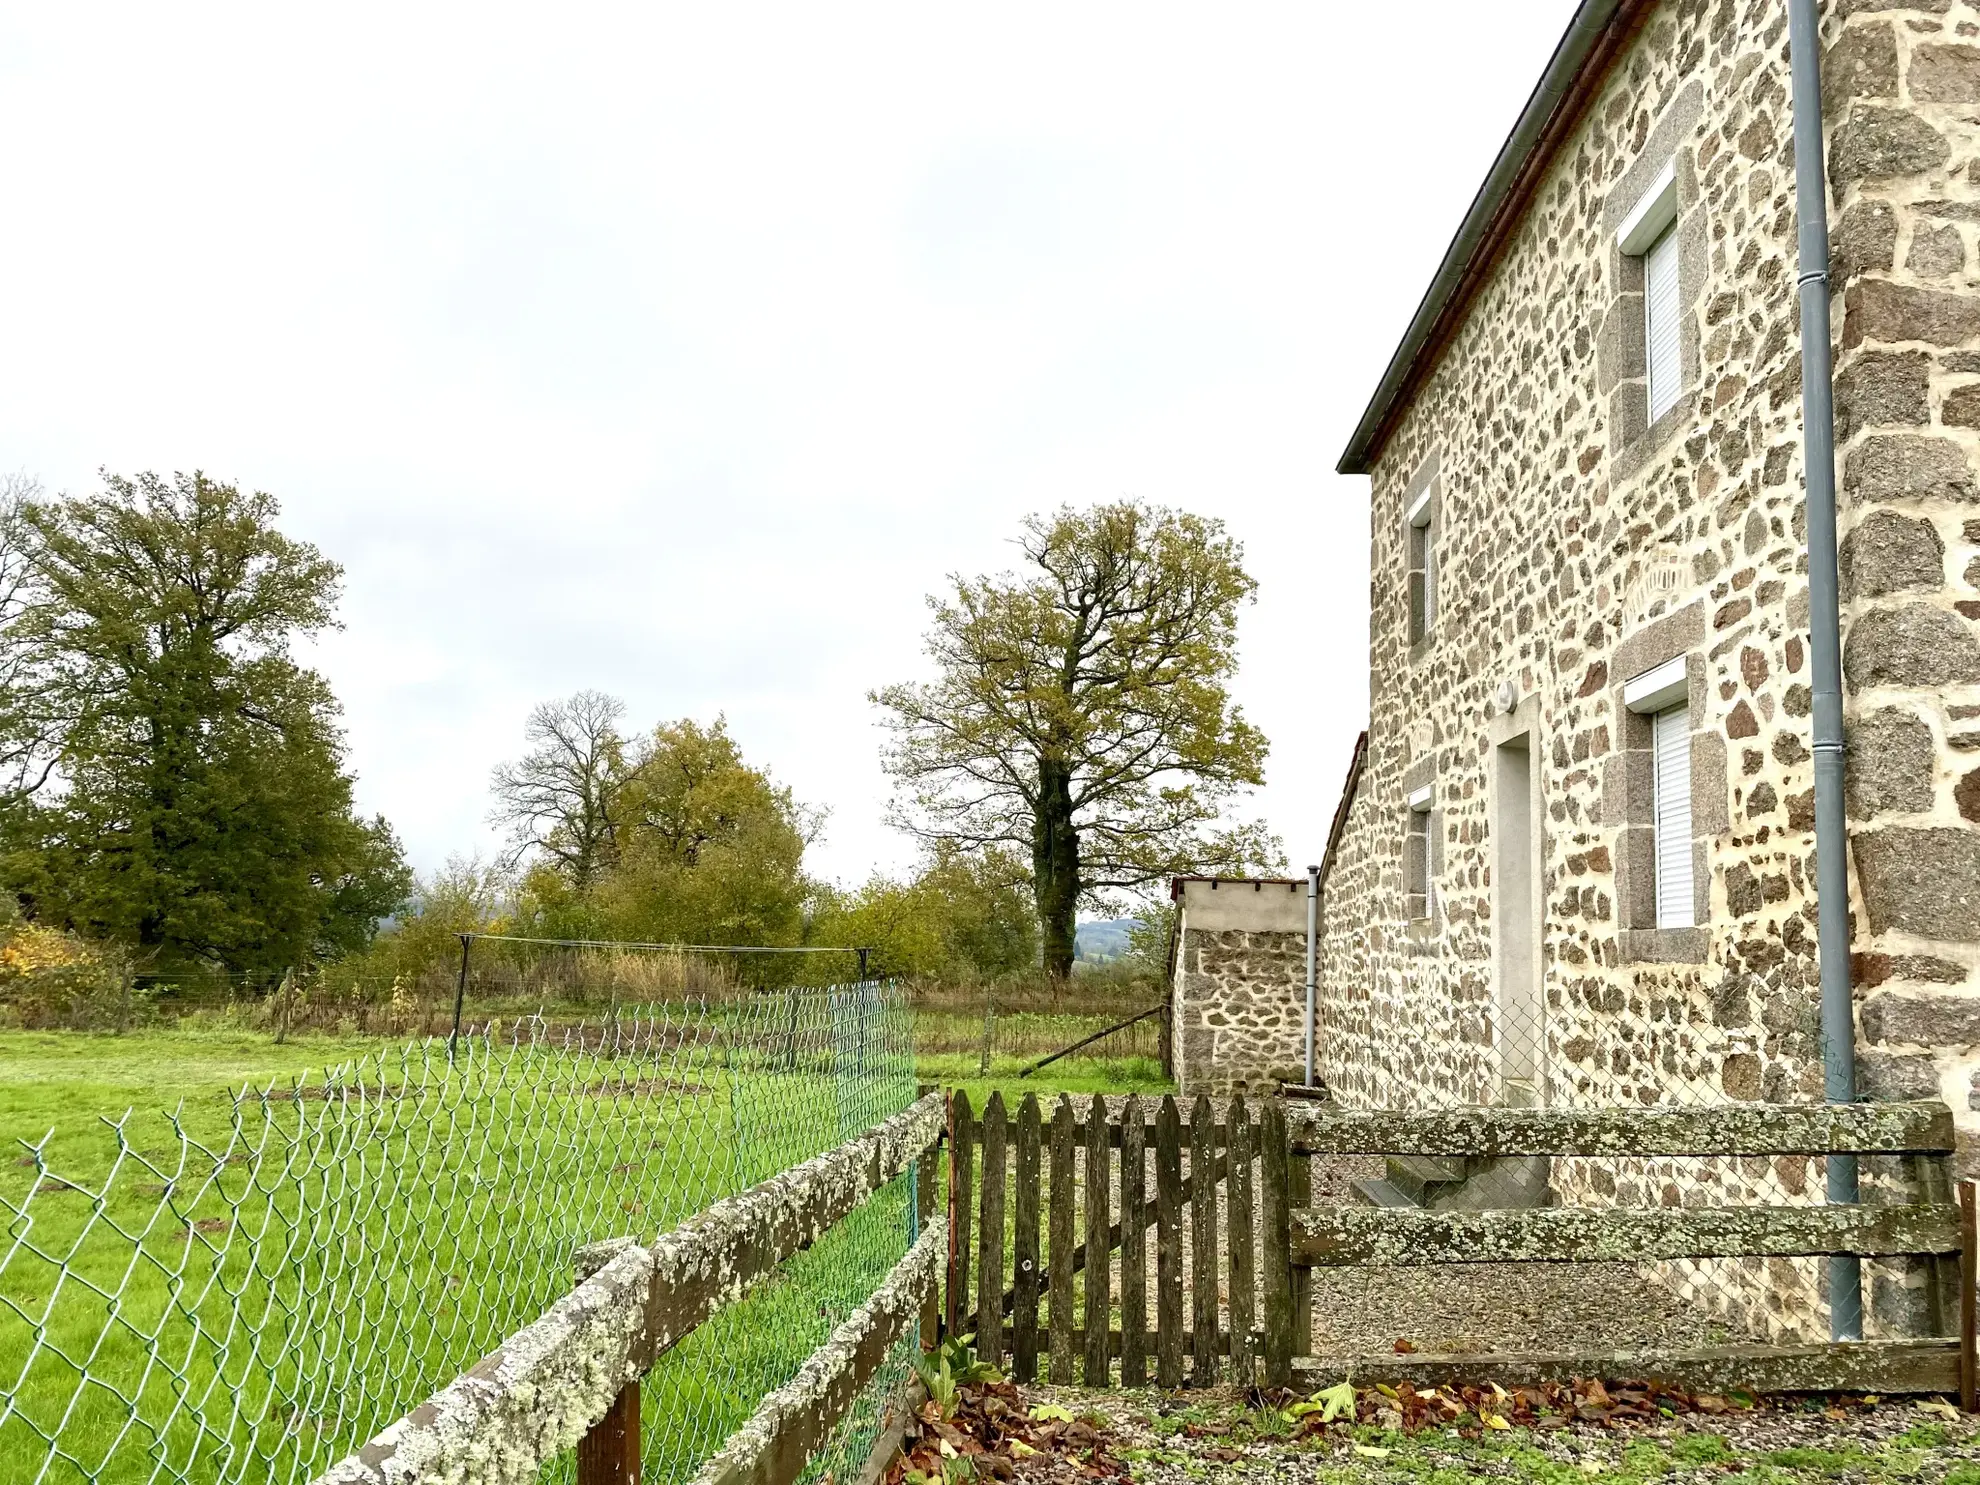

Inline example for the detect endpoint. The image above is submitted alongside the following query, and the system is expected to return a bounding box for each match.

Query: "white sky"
[0,3,1576,892]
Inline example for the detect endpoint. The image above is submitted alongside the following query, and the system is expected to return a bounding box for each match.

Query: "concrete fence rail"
[313,1089,948,1485]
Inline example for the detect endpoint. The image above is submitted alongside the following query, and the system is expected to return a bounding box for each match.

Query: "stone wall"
[1171,878,1311,1094]
[1316,0,1980,1340]
[1826,4,1980,1119]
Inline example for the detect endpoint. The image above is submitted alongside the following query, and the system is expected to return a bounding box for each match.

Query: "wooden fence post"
[1084,1093,1113,1386]
[1119,1094,1148,1387]
[1289,1139,1312,1359]
[1190,1093,1220,1385]
[978,1094,1007,1370]
[1259,1098,1292,1388]
[1013,1093,1043,1382]
[948,1092,974,1339]
[576,1380,641,1485]
[1049,1096,1078,1383]
[1228,1093,1256,1387]
[918,1132,941,1351]
[1962,1180,1977,1414]
[1155,1096,1185,1388]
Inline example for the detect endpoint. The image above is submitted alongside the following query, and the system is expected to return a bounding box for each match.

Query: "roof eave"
[1336,0,1648,477]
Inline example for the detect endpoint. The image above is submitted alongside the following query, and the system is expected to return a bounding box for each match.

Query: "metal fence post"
[448,933,473,1060]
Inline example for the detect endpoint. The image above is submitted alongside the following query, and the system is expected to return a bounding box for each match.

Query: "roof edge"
[1336,0,1649,477]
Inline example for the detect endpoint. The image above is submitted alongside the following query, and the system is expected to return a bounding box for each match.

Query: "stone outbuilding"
[1168,876,1311,1094]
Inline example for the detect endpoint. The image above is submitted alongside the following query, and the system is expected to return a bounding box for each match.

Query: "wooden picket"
[949,1090,1280,1392]
[1119,1094,1148,1388]
[1083,1094,1111,1386]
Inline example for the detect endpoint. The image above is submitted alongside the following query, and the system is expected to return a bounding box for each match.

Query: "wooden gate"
[944,1091,1980,1403]
[947,1090,1298,1388]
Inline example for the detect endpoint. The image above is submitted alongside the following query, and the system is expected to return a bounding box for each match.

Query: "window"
[1405,786,1433,921]
[1651,703,1693,928]
[1645,224,1681,422]
[1623,653,1693,931]
[1406,487,1434,645]
[1617,160,1682,425]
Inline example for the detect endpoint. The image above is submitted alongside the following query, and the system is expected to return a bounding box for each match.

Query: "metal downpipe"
[1787,0,1862,1341]
[1305,864,1320,1087]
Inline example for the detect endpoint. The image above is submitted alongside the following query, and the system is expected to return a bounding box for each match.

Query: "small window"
[1644,223,1681,421]
[1617,160,1682,425]
[1651,703,1693,928]
[1405,788,1433,921]
[1406,493,1434,645]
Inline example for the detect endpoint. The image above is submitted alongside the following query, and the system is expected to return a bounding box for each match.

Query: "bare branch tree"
[489,690,629,891]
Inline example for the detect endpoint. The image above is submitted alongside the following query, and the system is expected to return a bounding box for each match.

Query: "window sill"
[1619,926,1708,964]
[1611,390,1693,484]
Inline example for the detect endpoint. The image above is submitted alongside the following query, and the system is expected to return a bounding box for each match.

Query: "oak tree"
[8,471,411,973]
[873,501,1279,978]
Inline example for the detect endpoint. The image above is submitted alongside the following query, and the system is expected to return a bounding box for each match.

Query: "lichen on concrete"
[311,1091,944,1485]
[312,1242,654,1485]
[691,1216,947,1485]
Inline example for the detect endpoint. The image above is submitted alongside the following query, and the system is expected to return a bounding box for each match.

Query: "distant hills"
[1074,918,1142,963]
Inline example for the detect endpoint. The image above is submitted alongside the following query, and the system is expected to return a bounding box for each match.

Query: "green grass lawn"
[0,1009,926,1484]
[0,1016,1163,1484]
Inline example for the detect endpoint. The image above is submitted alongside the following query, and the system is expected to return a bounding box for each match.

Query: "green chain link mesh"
[1,981,919,1485]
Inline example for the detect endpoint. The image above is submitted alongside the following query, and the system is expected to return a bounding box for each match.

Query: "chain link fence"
[0,981,919,1485]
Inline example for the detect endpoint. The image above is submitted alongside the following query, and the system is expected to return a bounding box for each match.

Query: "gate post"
[1259,1098,1293,1387]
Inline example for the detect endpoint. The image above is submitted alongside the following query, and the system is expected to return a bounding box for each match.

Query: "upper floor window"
[1619,161,1682,424]
[1406,483,1435,646]
[1644,223,1681,421]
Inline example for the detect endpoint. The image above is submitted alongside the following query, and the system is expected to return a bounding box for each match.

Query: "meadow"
[0,991,1169,1483]
[0,994,923,1484]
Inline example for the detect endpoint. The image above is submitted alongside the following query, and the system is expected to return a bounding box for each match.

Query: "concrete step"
[1383,1154,1469,1204]
[1349,1177,1419,1209]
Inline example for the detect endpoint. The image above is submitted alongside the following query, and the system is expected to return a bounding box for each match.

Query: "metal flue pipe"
[1787,0,1862,1341]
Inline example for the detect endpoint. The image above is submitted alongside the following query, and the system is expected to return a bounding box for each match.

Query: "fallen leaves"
[1269,1375,1766,1439]
[887,1380,1129,1485]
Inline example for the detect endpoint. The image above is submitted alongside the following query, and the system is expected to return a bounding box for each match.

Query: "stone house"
[1315,0,1980,1176]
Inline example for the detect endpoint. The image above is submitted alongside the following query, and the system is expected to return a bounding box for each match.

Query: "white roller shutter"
[1645,223,1682,422]
[1652,704,1693,929]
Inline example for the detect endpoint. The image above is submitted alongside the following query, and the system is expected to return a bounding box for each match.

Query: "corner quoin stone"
[1853,828,1980,940]
[1829,105,1951,187]
[1909,43,1980,104]
[1844,604,1980,689]
[1847,707,1937,816]
[1840,512,1945,599]
[1861,990,1980,1048]
[1855,1048,1945,1102]
[1843,434,1977,504]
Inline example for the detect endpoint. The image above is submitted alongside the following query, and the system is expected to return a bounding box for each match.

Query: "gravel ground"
[1024,1381,1980,1484]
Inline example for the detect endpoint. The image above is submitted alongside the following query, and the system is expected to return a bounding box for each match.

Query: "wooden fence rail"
[945,1091,1980,1403]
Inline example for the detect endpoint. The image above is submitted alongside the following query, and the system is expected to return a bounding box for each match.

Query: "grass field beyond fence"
[0,986,919,1484]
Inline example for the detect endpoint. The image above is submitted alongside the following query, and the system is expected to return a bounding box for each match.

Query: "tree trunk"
[1034,759,1080,979]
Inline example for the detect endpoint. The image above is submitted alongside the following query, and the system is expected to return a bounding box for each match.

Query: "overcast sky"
[0,3,1575,896]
